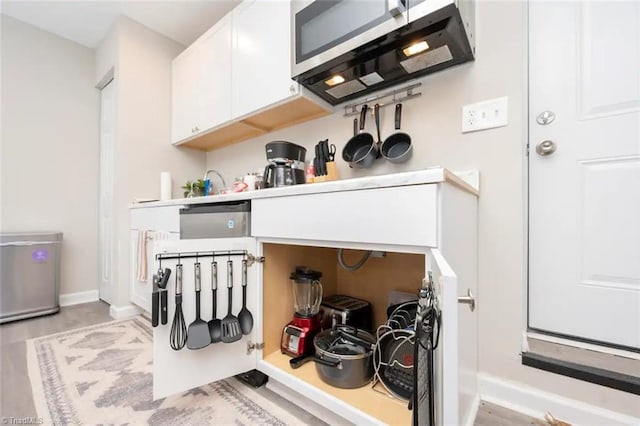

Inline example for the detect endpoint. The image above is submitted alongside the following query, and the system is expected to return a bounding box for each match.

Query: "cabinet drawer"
[130,206,182,232]
[252,185,438,247]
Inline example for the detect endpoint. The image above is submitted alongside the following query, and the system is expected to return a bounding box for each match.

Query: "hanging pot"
[342,105,379,169]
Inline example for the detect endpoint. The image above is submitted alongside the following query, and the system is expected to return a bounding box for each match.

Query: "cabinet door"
[153,237,260,399]
[171,47,198,144]
[232,0,298,118]
[428,248,478,426]
[130,231,180,313]
[198,15,233,132]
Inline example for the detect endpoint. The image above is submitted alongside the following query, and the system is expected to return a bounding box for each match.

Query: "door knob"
[535,140,557,156]
[458,289,475,312]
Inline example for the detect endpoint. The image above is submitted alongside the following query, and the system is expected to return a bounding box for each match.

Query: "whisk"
[170,263,187,350]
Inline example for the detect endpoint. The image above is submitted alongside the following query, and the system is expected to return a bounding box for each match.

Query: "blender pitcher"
[291,267,323,317]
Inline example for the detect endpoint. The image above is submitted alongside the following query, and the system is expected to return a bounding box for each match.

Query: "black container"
[265,141,307,162]
[320,295,372,331]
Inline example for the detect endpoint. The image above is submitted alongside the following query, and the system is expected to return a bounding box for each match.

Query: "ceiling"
[0,1,240,48]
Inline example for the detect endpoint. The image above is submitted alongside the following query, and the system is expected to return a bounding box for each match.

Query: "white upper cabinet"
[171,0,331,150]
[199,15,232,131]
[232,0,298,118]
[171,16,232,144]
[171,47,197,144]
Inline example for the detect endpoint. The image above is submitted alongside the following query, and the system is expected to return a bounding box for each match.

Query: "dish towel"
[136,230,148,282]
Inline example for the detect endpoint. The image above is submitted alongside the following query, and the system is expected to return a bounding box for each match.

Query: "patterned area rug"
[26,317,304,425]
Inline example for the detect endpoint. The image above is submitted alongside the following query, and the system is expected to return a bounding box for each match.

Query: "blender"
[281,267,323,357]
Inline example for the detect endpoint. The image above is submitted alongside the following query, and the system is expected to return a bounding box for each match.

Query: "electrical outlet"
[461,96,508,133]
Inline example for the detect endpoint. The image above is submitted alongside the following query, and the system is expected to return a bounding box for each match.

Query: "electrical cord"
[337,248,373,271]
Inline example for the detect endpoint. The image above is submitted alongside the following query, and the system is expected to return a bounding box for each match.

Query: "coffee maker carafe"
[263,162,300,187]
[263,141,306,188]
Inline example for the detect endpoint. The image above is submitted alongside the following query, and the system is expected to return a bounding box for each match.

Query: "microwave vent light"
[325,75,346,87]
[403,40,429,57]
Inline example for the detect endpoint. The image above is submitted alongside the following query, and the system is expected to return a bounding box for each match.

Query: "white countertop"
[129,167,479,209]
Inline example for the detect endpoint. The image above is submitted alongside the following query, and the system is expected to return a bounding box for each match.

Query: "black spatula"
[187,262,210,350]
[221,260,242,343]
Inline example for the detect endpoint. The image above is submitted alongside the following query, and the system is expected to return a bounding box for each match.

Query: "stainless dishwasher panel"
[0,232,62,323]
[180,201,251,239]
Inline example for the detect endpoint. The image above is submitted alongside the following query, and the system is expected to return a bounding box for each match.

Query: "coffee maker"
[263,141,306,188]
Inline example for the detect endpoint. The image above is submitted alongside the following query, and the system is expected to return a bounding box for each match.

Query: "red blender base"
[281,314,321,357]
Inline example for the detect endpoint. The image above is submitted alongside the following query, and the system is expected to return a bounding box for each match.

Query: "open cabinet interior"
[261,243,426,425]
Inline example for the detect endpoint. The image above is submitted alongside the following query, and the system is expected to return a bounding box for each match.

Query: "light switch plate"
[461,96,509,133]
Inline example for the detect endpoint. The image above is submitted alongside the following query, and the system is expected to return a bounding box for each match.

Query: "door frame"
[97,70,116,305]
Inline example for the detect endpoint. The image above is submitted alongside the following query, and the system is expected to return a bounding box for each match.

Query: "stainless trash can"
[0,232,62,323]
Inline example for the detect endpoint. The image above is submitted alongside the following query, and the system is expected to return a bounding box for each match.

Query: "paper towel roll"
[160,172,172,201]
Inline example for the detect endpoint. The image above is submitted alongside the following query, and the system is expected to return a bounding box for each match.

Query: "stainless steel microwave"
[291,0,475,105]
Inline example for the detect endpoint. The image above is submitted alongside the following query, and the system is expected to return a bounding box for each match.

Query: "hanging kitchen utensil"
[187,261,210,350]
[170,262,187,350]
[152,273,160,327]
[342,104,379,168]
[158,267,171,326]
[238,259,253,335]
[208,261,222,343]
[381,103,413,163]
[221,260,242,343]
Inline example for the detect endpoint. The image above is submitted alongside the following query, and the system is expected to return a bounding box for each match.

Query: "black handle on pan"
[374,104,382,143]
[353,118,358,137]
[359,105,368,132]
[395,103,402,130]
[337,330,374,350]
[289,355,313,369]
[313,355,341,368]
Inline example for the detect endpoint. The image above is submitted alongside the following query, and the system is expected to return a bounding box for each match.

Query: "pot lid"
[290,266,322,281]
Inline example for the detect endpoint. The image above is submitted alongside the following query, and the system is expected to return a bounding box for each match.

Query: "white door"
[529,1,640,348]
[153,238,259,399]
[99,81,116,305]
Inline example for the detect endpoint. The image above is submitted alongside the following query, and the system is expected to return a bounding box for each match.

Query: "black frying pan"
[342,105,379,168]
[381,103,412,163]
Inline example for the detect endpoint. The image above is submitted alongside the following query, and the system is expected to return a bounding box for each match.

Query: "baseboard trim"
[109,304,142,319]
[59,290,99,307]
[478,374,640,426]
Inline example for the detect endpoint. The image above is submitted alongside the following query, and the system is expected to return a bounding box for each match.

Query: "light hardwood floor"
[0,301,536,425]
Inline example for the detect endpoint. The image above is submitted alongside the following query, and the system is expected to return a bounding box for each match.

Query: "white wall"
[206,1,639,419]
[96,16,206,308]
[1,15,100,296]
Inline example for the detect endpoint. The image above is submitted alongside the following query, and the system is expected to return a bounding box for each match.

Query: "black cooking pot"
[342,105,380,169]
[289,326,375,389]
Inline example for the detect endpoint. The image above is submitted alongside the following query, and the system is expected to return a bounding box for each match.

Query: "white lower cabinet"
[153,182,479,425]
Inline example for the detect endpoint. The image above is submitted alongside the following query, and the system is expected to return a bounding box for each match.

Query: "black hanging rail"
[155,250,249,262]
[342,82,422,117]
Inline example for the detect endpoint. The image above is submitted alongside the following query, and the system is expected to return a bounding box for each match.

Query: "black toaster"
[320,295,373,331]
